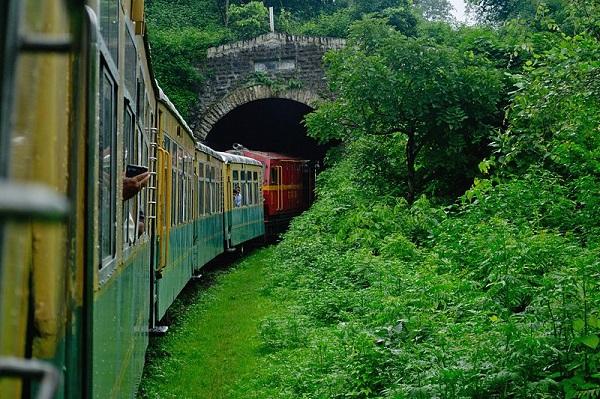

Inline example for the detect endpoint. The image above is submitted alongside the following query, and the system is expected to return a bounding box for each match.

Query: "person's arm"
[123,171,150,201]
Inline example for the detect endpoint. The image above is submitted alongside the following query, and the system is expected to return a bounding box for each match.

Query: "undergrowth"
[231,152,600,398]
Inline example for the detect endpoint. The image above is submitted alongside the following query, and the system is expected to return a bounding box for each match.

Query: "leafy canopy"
[306,17,504,202]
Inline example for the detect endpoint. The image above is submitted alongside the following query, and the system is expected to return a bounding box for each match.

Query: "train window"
[178,148,184,223]
[123,106,137,246]
[205,164,211,214]
[99,68,117,266]
[210,166,217,213]
[271,168,277,184]
[171,142,177,226]
[233,170,238,181]
[255,181,259,204]
[100,0,119,64]
[198,162,204,216]
[125,29,136,100]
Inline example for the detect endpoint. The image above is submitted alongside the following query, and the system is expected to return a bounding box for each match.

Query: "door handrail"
[0,357,61,399]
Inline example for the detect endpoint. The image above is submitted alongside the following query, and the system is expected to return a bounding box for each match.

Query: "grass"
[138,247,282,399]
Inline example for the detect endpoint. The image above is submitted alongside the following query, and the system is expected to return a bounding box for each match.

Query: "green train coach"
[0,1,264,398]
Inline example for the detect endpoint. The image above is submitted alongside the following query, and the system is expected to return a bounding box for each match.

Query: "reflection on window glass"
[100,0,119,63]
[99,69,116,265]
[125,30,136,99]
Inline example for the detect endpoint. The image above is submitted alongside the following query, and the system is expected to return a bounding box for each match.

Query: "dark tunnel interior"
[204,98,328,161]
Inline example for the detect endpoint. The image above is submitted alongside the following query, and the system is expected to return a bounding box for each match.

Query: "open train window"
[123,105,137,246]
[99,67,117,267]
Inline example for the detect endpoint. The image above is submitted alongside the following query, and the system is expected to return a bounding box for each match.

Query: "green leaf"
[579,335,600,349]
[574,319,585,332]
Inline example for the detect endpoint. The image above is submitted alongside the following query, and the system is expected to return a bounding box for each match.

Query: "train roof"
[196,142,222,160]
[217,152,263,167]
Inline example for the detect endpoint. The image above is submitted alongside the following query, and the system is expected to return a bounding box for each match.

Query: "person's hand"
[123,172,150,201]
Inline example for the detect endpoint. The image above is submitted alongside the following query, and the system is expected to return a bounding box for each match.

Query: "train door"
[156,134,172,279]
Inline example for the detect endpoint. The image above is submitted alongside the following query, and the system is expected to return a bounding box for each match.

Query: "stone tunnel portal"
[204,98,327,160]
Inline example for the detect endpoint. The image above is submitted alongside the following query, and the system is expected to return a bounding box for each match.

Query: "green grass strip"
[139,247,279,399]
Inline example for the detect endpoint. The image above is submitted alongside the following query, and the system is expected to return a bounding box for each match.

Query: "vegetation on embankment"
[138,248,284,398]
[143,0,600,397]
[242,1,600,396]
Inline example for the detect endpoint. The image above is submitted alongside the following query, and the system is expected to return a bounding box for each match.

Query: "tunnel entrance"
[204,98,327,160]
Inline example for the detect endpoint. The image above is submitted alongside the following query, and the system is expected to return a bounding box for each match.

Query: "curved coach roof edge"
[217,152,263,167]
[196,142,223,160]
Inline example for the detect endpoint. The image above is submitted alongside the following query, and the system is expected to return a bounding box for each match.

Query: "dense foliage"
[232,1,600,398]
[145,0,600,397]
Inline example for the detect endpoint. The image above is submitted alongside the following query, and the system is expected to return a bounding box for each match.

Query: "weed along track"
[138,247,284,398]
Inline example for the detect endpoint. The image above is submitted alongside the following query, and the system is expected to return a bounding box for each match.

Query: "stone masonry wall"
[190,32,345,139]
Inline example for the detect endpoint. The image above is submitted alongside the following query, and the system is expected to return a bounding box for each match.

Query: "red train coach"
[238,150,316,235]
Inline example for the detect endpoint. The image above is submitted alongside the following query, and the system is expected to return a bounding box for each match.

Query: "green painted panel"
[156,223,195,320]
[92,241,151,399]
[229,205,264,247]
[194,213,224,270]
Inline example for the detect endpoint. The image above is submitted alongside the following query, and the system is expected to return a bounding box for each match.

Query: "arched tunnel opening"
[204,98,328,161]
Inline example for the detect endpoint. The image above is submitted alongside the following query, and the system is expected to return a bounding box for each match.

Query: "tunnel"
[203,98,327,161]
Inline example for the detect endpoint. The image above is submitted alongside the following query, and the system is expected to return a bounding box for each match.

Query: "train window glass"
[178,148,184,223]
[198,162,204,216]
[253,171,258,181]
[136,71,146,125]
[271,168,277,184]
[242,171,248,206]
[123,106,137,246]
[210,166,217,213]
[233,170,238,181]
[125,29,136,100]
[171,142,177,226]
[205,164,211,214]
[100,0,119,63]
[99,68,117,266]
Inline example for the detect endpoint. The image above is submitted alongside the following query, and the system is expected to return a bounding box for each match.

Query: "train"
[0,1,315,398]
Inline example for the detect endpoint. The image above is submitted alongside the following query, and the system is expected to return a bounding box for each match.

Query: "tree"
[413,0,454,21]
[306,18,504,203]
[228,1,270,39]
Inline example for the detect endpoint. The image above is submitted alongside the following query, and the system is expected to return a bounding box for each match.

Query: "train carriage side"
[241,151,316,235]
[219,153,265,248]
[194,144,226,269]
[154,89,199,322]
[0,1,85,398]
[87,1,157,398]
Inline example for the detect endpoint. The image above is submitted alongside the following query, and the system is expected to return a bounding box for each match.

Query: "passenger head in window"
[233,185,242,208]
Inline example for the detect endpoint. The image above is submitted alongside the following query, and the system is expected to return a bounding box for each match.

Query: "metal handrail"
[0,357,61,399]
[0,180,69,221]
